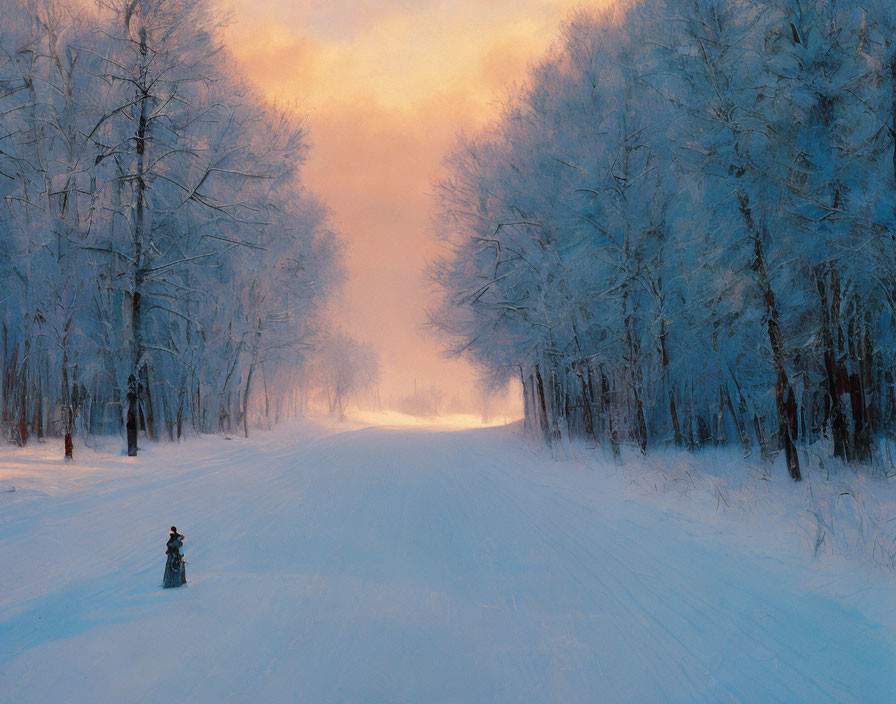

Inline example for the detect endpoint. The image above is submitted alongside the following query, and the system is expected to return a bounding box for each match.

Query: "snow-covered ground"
[1,420,894,703]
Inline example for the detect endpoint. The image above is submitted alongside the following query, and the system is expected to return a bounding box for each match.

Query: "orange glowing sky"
[223,0,606,405]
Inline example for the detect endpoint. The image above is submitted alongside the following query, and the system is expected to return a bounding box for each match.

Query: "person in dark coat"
[163,526,187,588]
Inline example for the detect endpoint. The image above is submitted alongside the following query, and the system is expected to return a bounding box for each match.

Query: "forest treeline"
[0,0,342,456]
[431,0,896,480]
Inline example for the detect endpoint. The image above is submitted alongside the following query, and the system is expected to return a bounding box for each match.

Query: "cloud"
[225,0,590,113]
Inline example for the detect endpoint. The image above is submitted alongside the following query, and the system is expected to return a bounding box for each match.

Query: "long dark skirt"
[163,552,187,588]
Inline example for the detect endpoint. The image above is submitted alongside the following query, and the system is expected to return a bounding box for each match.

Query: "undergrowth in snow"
[551,436,896,572]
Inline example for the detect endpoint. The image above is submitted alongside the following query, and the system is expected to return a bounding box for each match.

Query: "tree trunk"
[176,389,184,441]
[725,385,750,456]
[263,364,270,421]
[849,371,870,462]
[817,267,851,460]
[16,363,28,447]
[890,56,896,186]
[622,294,647,454]
[33,370,43,441]
[660,323,683,447]
[126,23,151,455]
[739,193,801,480]
[162,389,174,441]
[780,373,800,479]
[601,370,621,461]
[195,381,202,434]
[243,363,255,438]
[126,374,138,456]
[140,364,157,441]
[586,364,601,445]
[64,426,74,460]
[62,357,74,460]
[862,311,876,436]
[0,325,6,428]
[534,364,552,445]
[520,368,532,438]
[580,367,597,444]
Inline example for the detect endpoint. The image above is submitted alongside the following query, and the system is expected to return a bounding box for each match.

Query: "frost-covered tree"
[0,0,342,457]
[431,0,896,479]
[310,331,380,421]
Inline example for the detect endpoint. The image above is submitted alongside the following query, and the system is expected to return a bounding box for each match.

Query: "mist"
[221,0,593,417]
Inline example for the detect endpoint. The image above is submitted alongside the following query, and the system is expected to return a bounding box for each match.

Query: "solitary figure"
[163,526,187,588]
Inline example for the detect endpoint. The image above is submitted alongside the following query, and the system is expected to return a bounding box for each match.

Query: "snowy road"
[1,422,894,703]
